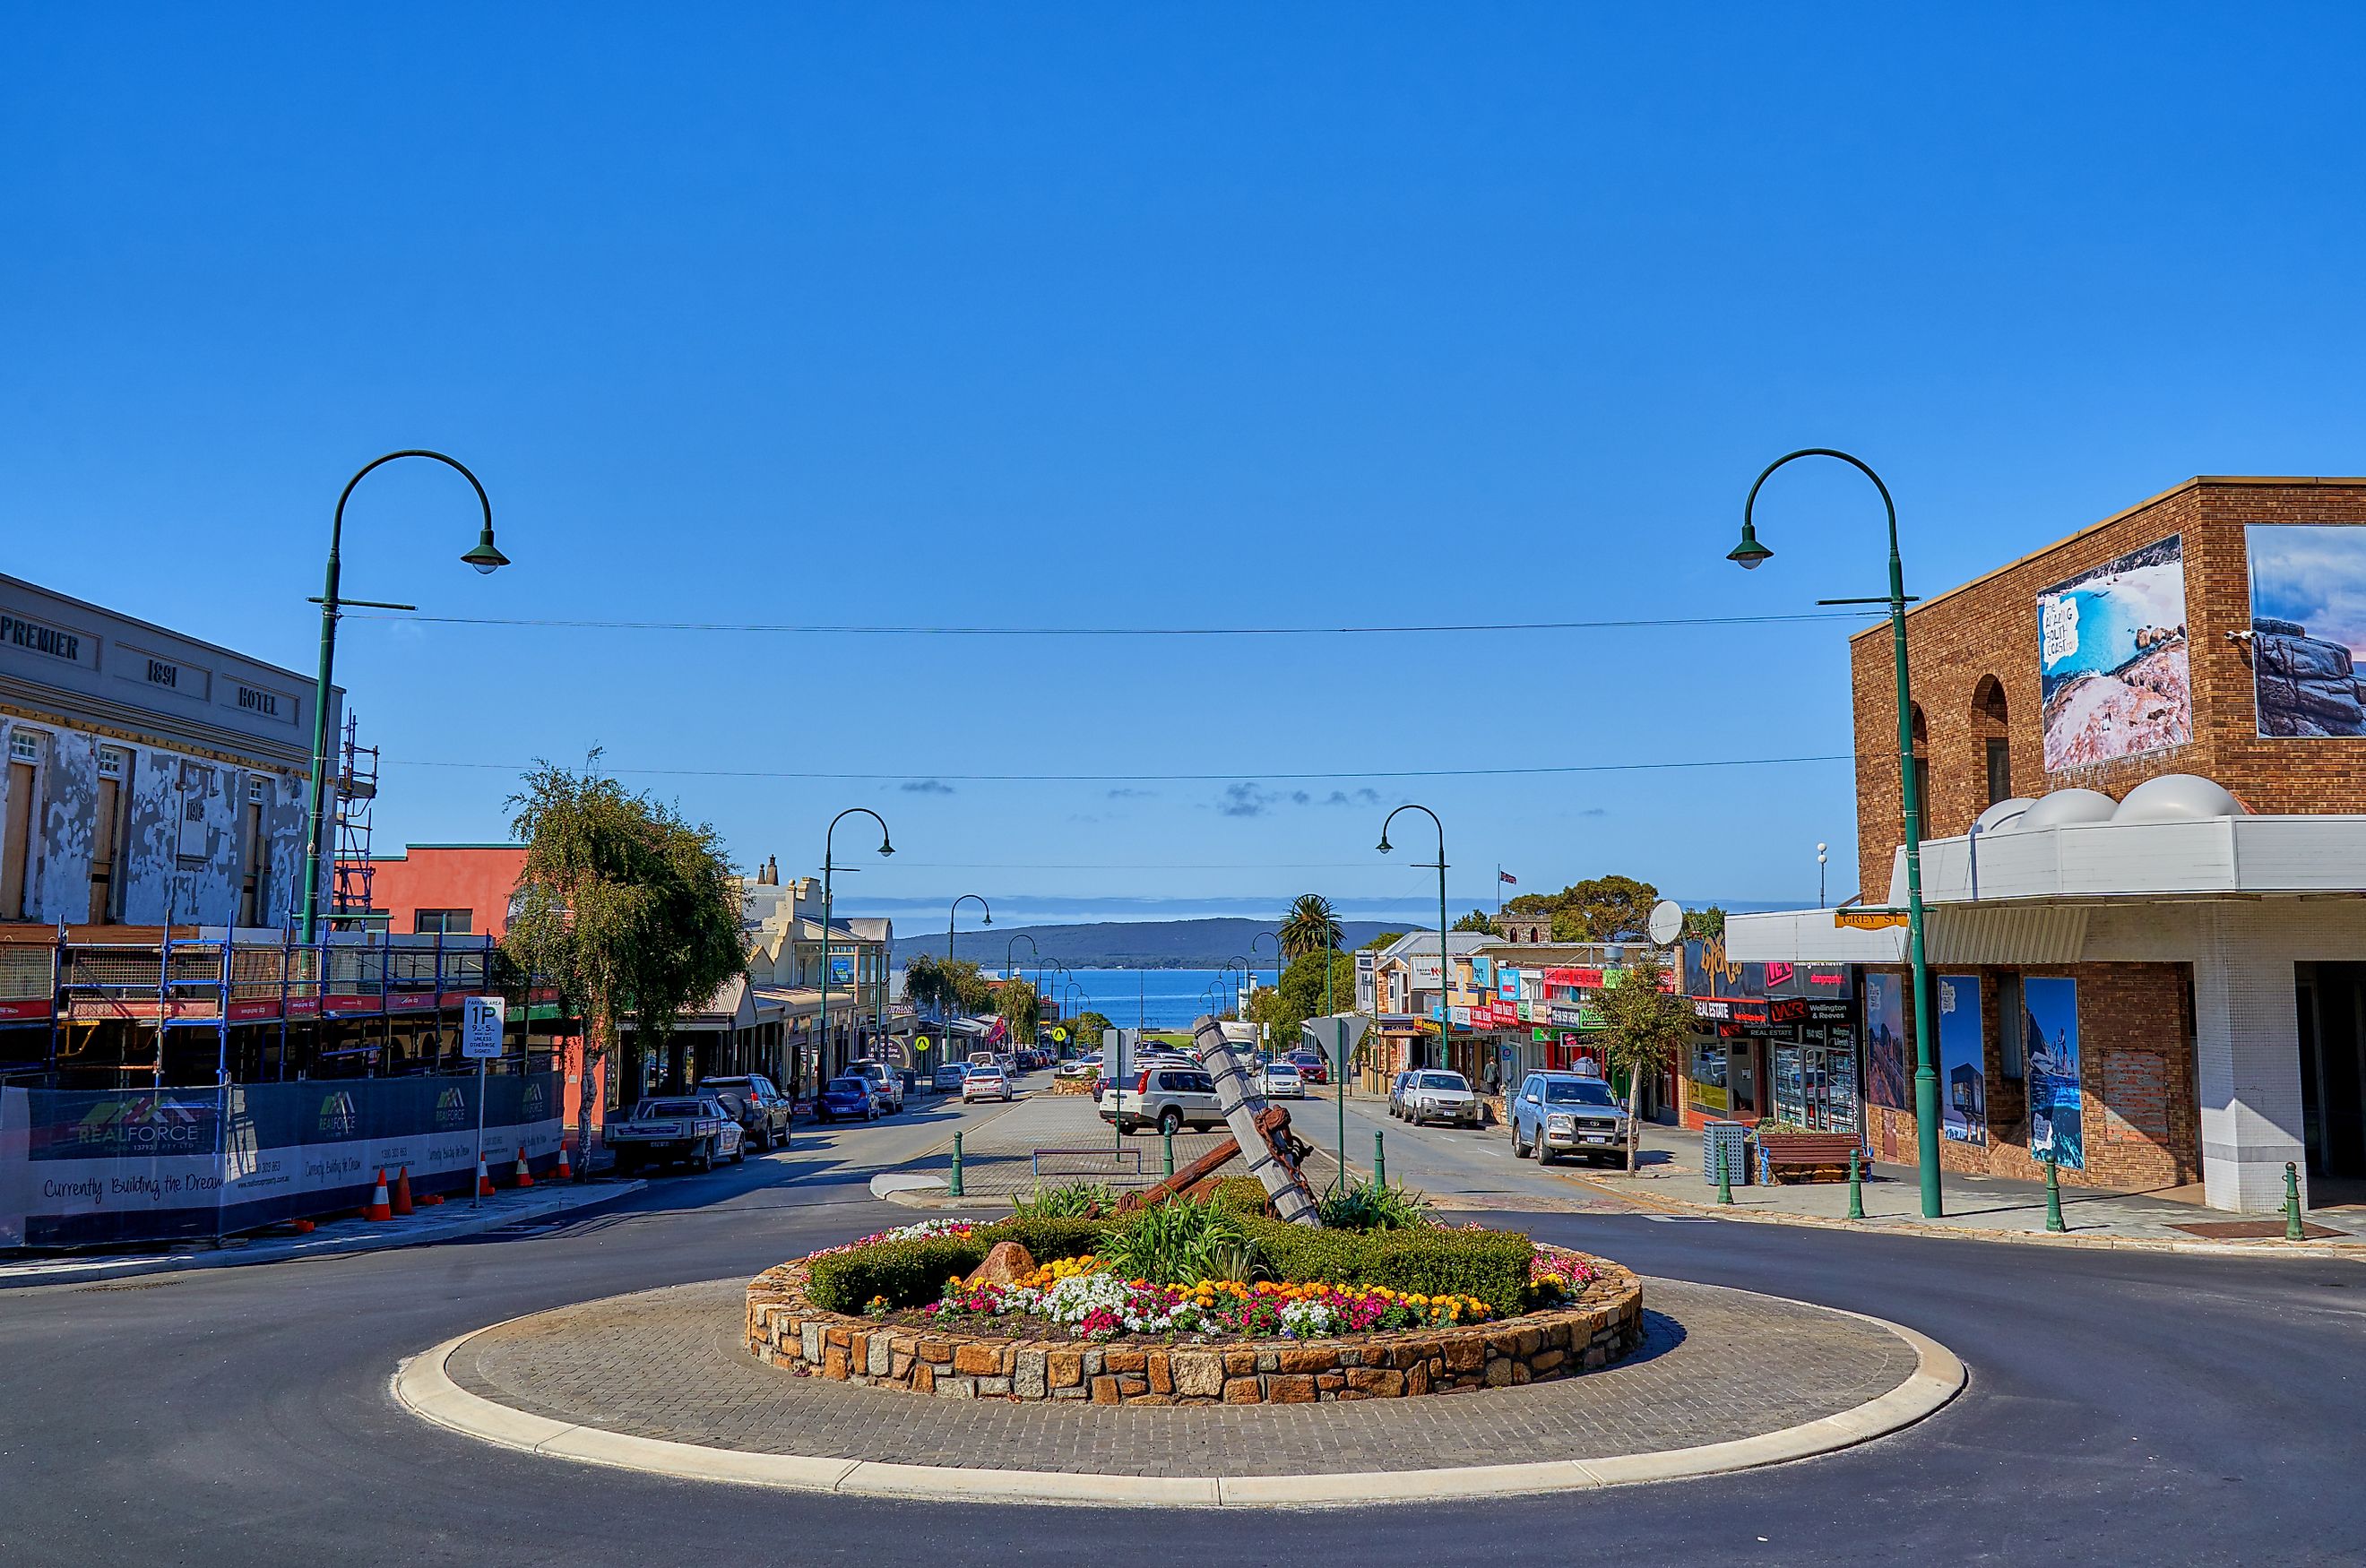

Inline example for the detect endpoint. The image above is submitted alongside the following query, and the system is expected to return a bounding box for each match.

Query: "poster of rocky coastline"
[2037,535,2192,771]
[2247,524,2366,737]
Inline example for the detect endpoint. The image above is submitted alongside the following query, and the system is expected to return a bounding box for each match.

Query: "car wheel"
[1511,1123,1528,1158]
[1159,1107,1183,1136]
[695,1140,715,1174]
[732,1142,747,1165]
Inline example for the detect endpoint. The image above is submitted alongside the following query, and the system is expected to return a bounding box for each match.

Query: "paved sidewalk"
[0,1178,644,1289]
[1563,1122,2366,1256]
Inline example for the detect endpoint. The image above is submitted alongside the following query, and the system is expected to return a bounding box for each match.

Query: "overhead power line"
[386,753,1852,783]
[344,609,1871,638]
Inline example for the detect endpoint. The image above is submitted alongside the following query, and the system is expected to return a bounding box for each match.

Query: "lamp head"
[878,837,894,857]
[1726,520,1773,571]
[1377,835,1393,854]
[461,527,510,575]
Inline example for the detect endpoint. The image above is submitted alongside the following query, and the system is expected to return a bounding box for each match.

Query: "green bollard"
[949,1132,964,1198]
[1715,1140,1733,1206]
[2285,1161,2305,1241]
[1847,1146,1865,1220]
[2044,1154,2066,1233]
[1374,1129,1386,1189]
[1162,1126,1175,1178]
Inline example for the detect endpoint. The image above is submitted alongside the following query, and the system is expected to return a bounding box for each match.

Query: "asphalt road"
[3,1079,2361,1567]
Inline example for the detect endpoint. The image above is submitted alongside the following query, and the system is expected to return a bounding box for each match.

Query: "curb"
[0,1181,646,1289]
[392,1293,1965,1508]
[1561,1175,2366,1262]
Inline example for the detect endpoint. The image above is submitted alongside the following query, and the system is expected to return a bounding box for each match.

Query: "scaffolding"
[330,713,380,930]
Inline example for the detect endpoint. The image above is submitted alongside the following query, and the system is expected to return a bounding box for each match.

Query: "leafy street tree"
[1592,949,1694,1173]
[996,976,1040,1038]
[1681,905,1726,942]
[1276,893,1344,960]
[1358,931,1404,951]
[1506,875,1662,943]
[1069,1010,1114,1048]
[902,954,996,1023]
[1452,909,1495,934]
[503,756,747,1170]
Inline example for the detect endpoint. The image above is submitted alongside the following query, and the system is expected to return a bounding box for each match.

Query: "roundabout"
[395,1269,1962,1506]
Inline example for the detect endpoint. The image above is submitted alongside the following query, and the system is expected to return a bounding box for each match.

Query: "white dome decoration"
[2016,788,2120,831]
[1974,797,2036,834]
[2111,773,2247,823]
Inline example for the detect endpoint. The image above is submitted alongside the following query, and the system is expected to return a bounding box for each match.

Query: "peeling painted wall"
[35,729,99,918]
[262,775,313,926]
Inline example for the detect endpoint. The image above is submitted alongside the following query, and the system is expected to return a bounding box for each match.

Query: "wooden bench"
[1755,1131,1864,1185]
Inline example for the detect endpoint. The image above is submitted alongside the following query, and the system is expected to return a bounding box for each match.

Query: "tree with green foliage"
[1358,931,1404,952]
[902,953,995,1021]
[1277,893,1344,961]
[1069,1010,1114,1048]
[503,755,747,1169]
[1681,905,1726,942]
[1592,949,1693,1172]
[1507,874,1661,943]
[995,976,1040,1038]
[1246,948,1360,1061]
[1451,909,1495,934]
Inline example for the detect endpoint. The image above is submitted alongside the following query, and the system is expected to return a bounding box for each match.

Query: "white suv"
[1100,1064,1225,1136]
[1399,1069,1481,1128]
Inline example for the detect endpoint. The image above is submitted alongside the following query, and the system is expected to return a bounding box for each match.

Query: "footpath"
[1563,1122,2366,1261]
[0,1176,643,1289]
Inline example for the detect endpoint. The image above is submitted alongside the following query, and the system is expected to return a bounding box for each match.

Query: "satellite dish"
[1646,899,1685,946]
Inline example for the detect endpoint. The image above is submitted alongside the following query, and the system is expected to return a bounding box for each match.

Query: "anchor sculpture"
[1115,1014,1321,1224]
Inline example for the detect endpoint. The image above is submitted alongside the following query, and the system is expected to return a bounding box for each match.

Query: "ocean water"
[994,966,1277,1032]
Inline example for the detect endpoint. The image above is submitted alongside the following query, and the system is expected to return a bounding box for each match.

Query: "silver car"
[1399,1069,1481,1128]
[1509,1071,1630,1165]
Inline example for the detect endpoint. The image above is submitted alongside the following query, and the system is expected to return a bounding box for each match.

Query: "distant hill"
[891,918,1404,971]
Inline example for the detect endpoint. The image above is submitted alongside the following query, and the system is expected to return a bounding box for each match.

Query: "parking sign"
[462,995,506,1059]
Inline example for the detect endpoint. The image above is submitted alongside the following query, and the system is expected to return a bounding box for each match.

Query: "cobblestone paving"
[445,1276,1917,1476]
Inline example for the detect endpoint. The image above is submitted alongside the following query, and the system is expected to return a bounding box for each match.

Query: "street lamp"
[1818,842,1829,909]
[947,893,990,1039]
[819,808,894,1084]
[1005,932,1040,1045]
[1248,930,1281,992]
[1730,447,1941,1219]
[1379,805,1451,1077]
[300,451,508,942]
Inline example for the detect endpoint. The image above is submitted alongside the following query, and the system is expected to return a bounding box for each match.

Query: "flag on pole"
[1498,870,1517,885]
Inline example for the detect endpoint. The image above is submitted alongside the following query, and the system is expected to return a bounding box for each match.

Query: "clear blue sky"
[9,4,2365,927]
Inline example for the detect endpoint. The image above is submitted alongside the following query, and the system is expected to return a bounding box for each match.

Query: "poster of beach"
[2246,524,2366,737]
[2037,535,2191,771]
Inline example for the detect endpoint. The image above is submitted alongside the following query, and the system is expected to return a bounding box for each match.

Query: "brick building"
[1734,476,2366,1215]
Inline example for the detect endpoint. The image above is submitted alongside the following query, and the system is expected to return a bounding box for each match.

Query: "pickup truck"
[607,1096,746,1175]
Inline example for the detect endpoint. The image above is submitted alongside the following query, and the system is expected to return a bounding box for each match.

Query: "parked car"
[930,1061,970,1092]
[608,1096,745,1174]
[698,1073,793,1151]
[1388,1070,1418,1118]
[1508,1072,1630,1165]
[1100,1064,1224,1136]
[1054,1055,1100,1081]
[848,1059,904,1113]
[1400,1070,1481,1128]
[1259,1060,1306,1098]
[815,1075,884,1123]
[1283,1049,1328,1084]
[963,1063,1013,1102]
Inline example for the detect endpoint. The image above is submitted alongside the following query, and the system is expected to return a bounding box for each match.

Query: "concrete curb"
[1563,1175,2366,1262]
[0,1181,645,1289]
[392,1292,1965,1508]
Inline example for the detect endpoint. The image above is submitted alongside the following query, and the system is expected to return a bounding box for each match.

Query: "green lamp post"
[300,451,508,943]
[1005,932,1040,1044]
[818,808,894,1084]
[1379,804,1451,1078]
[1729,447,1943,1219]
[947,894,990,1042]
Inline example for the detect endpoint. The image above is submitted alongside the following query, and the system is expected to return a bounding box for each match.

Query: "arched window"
[1970,676,2011,806]
[1908,703,1932,829]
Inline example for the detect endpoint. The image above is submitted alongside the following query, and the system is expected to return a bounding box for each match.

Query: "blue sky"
[9,4,2366,926]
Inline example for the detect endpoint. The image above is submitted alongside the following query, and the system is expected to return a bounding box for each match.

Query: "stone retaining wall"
[743,1245,1643,1405]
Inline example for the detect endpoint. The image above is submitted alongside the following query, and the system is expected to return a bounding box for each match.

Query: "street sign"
[1051,1027,1067,1043]
[915,1035,932,1054]
[462,996,506,1059]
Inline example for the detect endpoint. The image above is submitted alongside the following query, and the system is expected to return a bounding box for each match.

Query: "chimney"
[762,855,778,885]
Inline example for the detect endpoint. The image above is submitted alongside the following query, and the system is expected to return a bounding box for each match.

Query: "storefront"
[1680,943,1856,1131]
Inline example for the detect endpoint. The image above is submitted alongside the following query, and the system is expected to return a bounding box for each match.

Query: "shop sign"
[1448,1005,1472,1026]
[1835,908,1908,930]
[1691,996,1772,1025]
[1544,967,1602,989]
[0,997,55,1022]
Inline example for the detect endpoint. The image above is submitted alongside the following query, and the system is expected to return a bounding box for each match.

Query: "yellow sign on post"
[1835,909,1910,930]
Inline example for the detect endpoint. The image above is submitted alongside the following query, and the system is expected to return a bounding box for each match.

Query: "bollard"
[1162,1126,1175,1178]
[1715,1140,1733,1205]
[949,1132,964,1198]
[2285,1161,2305,1242]
[2044,1155,2066,1233]
[1374,1129,1386,1189]
[1846,1146,1865,1220]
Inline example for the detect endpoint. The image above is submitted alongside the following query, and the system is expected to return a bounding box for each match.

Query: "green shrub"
[1206,1176,1272,1218]
[1315,1177,1432,1231]
[1010,1182,1116,1219]
[980,1214,1109,1263]
[807,1235,991,1314]
[1100,1194,1262,1285]
[1244,1218,1534,1316]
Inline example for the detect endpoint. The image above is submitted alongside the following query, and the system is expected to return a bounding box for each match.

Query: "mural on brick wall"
[1935,974,1986,1144]
[2247,524,2366,737]
[2037,535,2192,771]
[2022,976,2083,1170]
[1864,971,1909,1111]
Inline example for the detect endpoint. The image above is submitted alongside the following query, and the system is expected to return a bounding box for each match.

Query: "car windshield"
[971,1066,1003,1078]
[640,1100,707,1117]
[825,1078,868,1093]
[1267,1064,1298,1075]
[1417,1073,1467,1091]
[1543,1079,1617,1107]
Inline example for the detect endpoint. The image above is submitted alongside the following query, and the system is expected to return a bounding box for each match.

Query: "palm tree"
[1277,893,1343,961]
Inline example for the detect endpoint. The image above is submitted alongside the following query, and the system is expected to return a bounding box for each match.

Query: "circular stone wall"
[743,1245,1643,1405]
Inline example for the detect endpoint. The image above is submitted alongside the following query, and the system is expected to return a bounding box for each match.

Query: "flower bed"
[745,1243,1643,1405]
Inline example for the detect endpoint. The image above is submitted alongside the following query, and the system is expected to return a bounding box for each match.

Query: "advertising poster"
[1935,975,1986,1144]
[829,954,856,986]
[1864,971,1910,1111]
[2037,535,2191,771]
[2246,524,2366,737]
[2021,977,2084,1169]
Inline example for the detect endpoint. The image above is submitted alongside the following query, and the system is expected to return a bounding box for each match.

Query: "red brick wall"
[1851,478,2366,903]
[1861,961,2198,1191]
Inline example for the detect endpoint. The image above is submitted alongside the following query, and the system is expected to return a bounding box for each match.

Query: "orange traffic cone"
[512,1146,535,1189]
[391,1166,414,1217]
[554,1142,574,1182]
[363,1168,393,1223]
[477,1154,497,1199]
